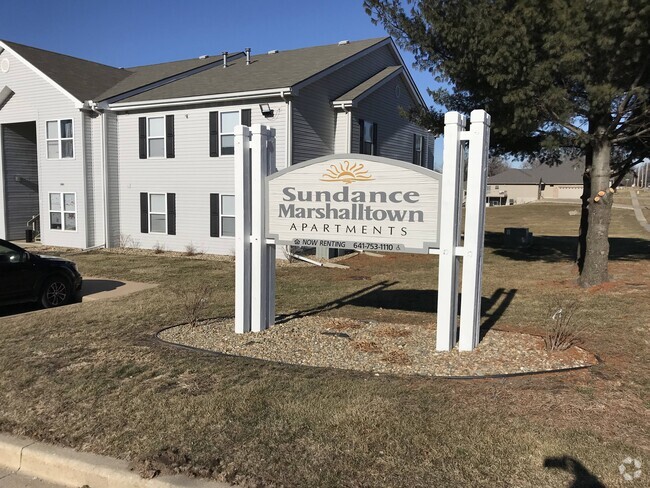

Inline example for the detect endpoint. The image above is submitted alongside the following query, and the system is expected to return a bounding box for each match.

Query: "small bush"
[185,242,200,256]
[174,284,215,327]
[153,242,165,254]
[544,299,586,351]
[117,234,140,249]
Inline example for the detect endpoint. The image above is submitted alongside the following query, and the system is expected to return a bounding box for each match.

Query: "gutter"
[105,87,293,112]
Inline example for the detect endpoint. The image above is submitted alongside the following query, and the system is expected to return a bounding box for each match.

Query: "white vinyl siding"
[0,48,86,247]
[46,118,74,159]
[292,44,398,164]
[353,76,429,166]
[113,101,285,254]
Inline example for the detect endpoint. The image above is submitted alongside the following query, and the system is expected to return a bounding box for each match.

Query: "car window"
[0,244,22,264]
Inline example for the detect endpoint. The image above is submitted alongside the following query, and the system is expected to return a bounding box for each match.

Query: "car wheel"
[41,276,72,308]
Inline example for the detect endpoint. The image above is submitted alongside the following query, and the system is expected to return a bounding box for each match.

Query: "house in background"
[0,37,432,254]
[486,162,584,206]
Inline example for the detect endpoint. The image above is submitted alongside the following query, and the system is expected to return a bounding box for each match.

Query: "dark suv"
[0,239,82,308]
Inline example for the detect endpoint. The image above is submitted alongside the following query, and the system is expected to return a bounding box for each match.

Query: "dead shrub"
[118,233,139,249]
[185,242,200,256]
[351,340,382,354]
[381,350,412,365]
[544,299,586,351]
[153,242,165,254]
[374,326,412,338]
[174,284,215,327]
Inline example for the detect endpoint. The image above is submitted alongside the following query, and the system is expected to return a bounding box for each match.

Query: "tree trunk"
[576,150,592,272]
[578,137,612,287]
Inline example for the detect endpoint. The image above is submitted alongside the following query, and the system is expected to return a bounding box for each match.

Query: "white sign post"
[234,111,490,352]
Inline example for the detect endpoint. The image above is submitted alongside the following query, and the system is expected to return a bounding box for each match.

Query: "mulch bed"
[158,316,598,378]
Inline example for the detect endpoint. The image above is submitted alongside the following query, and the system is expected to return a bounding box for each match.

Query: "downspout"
[281,91,292,166]
[79,110,89,249]
[87,101,109,249]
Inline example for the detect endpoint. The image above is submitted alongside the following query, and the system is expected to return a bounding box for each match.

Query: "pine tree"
[365,0,649,286]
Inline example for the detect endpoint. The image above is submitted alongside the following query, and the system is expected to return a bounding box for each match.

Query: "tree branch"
[608,58,647,132]
[613,126,650,144]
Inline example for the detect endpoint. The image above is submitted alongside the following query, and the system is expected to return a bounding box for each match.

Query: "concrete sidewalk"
[0,434,232,488]
[0,467,65,488]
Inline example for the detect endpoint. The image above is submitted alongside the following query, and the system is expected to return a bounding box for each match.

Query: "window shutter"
[241,108,252,127]
[140,192,149,233]
[167,193,176,235]
[209,112,218,157]
[372,122,378,156]
[412,134,418,165]
[358,119,364,154]
[166,115,175,158]
[139,117,147,159]
[210,193,220,237]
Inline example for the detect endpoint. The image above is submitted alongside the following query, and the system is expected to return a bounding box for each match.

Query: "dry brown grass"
[325,317,364,331]
[0,202,647,487]
[381,350,413,366]
[351,340,382,354]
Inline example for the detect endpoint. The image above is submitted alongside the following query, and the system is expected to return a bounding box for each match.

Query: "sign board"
[266,155,441,254]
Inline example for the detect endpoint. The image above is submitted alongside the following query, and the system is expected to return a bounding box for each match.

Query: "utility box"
[503,227,533,248]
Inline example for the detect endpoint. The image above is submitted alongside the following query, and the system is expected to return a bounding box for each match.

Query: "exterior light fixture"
[259,103,274,117]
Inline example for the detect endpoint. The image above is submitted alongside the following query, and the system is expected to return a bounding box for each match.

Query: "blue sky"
[2,0,439,103]
[3,0,445,164]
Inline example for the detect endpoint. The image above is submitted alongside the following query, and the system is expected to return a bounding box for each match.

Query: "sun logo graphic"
[320,160,374,184]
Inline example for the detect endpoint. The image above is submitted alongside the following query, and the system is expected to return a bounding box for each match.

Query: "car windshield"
[0,243,22,263]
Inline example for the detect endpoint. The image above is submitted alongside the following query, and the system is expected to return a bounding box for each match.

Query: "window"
[46,119,74,159]
[359,120,377,155]
[141,192,175,234]
[49,192,76,231]
[495,185,500,190]
[149,193,167,233]
[413,134,424,166]
[220,195,235,237]
[220,111,238,155]
[0,243,22,264]
[147,117,165,158]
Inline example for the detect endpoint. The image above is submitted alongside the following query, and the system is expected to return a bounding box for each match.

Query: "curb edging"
[0,434,232,488]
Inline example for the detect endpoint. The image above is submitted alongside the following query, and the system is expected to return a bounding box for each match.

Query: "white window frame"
[48,192,77,232]
[219,109,241,156]
[45,119,75,160]
[148,192,168,235]
[147,116,166,159]
[220,194,235,238]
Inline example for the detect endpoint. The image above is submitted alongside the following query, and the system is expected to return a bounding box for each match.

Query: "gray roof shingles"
[1,40,131,102]
[489,162,584,185]
[3,37,390,104]
[110,37,388,103]
[334,66,401,103]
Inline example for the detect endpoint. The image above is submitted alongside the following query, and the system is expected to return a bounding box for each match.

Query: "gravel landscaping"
[158,316,598,377]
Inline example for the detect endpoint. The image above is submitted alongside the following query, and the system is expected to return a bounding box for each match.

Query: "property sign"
[266,155,442,253]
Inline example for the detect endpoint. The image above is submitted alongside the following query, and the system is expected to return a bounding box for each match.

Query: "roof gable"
[1,40,131,102]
